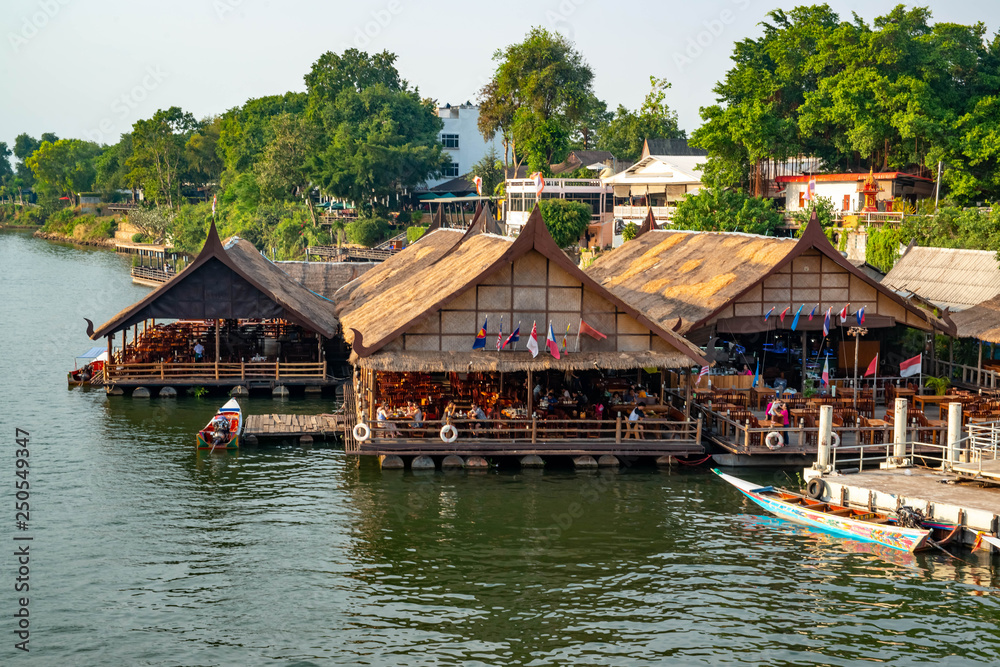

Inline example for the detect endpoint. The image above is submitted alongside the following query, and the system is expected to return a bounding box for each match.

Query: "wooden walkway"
[244,413,344,439]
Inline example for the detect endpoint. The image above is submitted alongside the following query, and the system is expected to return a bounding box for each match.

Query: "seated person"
[443,401,458,422]
[410,405,424,430]
[610,392,622,406]
[211,414,231,446]
[627,403,645,438]
[376,402,399,435]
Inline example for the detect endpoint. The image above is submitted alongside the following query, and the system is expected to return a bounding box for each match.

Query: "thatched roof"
[587,213,940,335]
[88,222,340,339]
[276,261,377,300]
[949,294,1000,343]
[588,229,798,334]
[340,205,707,372]
[334,228,464,318]
[882,245,1000,312]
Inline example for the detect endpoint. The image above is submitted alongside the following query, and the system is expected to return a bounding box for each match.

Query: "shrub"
[406,225,427,244]
[621,222,639,242]
[538,199,591,248]
[346,217,390,247]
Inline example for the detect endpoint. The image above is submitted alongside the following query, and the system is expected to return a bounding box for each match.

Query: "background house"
[422,104,502,191]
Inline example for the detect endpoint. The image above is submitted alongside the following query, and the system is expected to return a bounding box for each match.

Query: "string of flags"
[474,317,606,358]
[763,303,866,332]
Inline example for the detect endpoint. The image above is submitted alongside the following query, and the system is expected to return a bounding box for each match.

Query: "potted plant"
[924,376,950,396]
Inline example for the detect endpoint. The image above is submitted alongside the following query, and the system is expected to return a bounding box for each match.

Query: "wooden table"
[913,394,957,419]
[893,387,916,401]
[751,386,777,410]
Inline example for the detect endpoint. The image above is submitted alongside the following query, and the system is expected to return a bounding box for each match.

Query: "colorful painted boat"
[976,534,1000,552]
[713,469,932,553]
[196,398,243,450]
[67,346,108,387]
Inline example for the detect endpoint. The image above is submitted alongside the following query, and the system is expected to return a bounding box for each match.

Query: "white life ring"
[765,431,784,450]
[440,424,458,443]
[353,423,371,442]
[829,432,841,449]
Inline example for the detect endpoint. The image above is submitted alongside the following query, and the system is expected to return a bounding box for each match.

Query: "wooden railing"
[130,266,173,283]
[306,245,398,261]
[359,415,702,452]
[933,359,1000,390]
[614,205,676,221]
[106,361,327,382]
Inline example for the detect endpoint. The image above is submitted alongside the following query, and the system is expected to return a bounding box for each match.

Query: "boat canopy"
[76,347,109,362]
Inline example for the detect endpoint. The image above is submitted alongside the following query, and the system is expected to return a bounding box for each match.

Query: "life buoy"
[440,424,458,443]
[353,423,371,442]
[765,431,783,450]
[806,478,825,500]
[829,432,841,449]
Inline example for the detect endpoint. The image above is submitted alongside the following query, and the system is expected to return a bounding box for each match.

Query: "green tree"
[346,216,390,247]
[0,142,13,194]
[13,132,58,190]
[128,107,198,208]
[599,77,684,162]
[25,139,102,202]
[621,222,639,243]
[469,146,504,197]
[255,112,321,221]
[184,116,224,190]
[672,188,783,235]
[480,27,596,176]
[217,92,308,177]
[538,198,591,247]
[304,49,446,214]
[791,195,837,231]
[94,133,135,199]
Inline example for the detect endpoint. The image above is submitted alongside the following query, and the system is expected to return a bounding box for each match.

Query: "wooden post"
[241,361,245,380]
[744,419,751,451]
[531,416,537,444]
[684,370,692,419]
[695,414,703,445]
[797,419,804,447]
[978,340,983,385]
[660,368,666,405]
[615,415,622,444]
[801,330,807,388]
[527,369,533,415]
[275,361,280,382]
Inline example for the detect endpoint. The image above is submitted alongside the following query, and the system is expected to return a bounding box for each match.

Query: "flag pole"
[575,319,582,353]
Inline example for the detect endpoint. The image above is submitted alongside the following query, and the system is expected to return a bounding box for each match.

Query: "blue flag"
[790,305,803,331]
[472,316,488,349]
[752,360,760,388]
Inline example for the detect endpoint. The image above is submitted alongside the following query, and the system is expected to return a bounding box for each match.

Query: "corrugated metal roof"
[882,246,1000,311]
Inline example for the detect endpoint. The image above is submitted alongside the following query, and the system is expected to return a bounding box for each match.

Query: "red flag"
[779,306,790,322]
[900,354,922,378]
[526,321,539,358]
[473,175,483,196]
[864,354,878,377]
[579,321,607,340]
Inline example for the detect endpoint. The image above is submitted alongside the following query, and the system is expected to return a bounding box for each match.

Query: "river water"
[1,230,999,666]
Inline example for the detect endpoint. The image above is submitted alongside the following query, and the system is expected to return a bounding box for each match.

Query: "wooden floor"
[824,468,1000,516]
[244,413,344,438]
[953,459,1000,482]
[360,439,703,457]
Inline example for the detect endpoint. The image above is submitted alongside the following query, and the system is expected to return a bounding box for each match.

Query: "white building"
[423,104,502,191]
[601,155,705,230]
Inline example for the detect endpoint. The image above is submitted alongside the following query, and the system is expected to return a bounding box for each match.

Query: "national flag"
[805,177,817,202]
[561,323,570,353]
[526,321,539,358]
[856,306,865,324]
[864,353,878,377]
[752,360,760,388]
[696,364,710,386]
[764,307,775,321]
[472,316,488,350]
[839,303,850,324]
[779,306,791,323]
[496,316,503,352]
[822,308,832,337]
[821,358,829,387]
[809,304,817,320]
[502,324,520,350]
[900,354,922,378]
[790,305,803,331]
[579,320,606,340]
[473,175,483,196]
[211,193,217,215]
[531,171,546,197]
[546,322,561,359]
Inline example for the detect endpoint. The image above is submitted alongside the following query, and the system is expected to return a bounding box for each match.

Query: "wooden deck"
[359,440,703,457]
[244,413,345,439]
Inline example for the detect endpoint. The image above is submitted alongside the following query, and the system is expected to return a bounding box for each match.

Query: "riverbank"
[32,228,117,248]
[0,223,41,230]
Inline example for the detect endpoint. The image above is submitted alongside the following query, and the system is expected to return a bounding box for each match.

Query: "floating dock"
[243,413,344,443]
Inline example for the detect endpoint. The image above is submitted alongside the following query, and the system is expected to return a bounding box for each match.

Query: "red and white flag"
[526,321,539,358]
[821,358,829,387]
[696,365,710,386]
[839,303,850,324]
[900,354,922,378]
[864,353,878,377]
[546,322,560,359]
[211,193,217,215]
[473,175,483,196]
[496,316,503,352]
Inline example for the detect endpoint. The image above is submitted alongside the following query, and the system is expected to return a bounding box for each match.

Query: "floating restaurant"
[335,205,710,465]
[87,223,341,394]
[587,210,953,463]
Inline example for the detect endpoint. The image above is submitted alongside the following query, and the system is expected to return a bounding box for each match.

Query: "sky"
[1,0,999,154]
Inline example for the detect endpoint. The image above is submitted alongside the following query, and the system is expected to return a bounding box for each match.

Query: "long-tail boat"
[196,398,243,450]
[713,469,932,552]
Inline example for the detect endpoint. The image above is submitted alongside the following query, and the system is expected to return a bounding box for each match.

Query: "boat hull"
[196,432,240,450]
[713,469,931,553]
[196,398,243,450]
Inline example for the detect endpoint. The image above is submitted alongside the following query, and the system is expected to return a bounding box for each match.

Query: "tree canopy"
[672,187,783,236]
[692,5,1000,203]
[598,77,685,162]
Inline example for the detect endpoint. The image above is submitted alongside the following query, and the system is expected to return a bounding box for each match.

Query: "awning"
[76,346,108,361]
[613,185,630,198]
